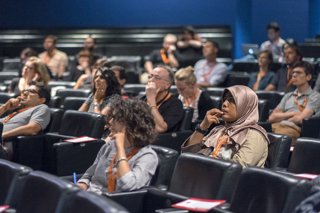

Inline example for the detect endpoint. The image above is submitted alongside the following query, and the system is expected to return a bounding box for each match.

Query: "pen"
[73,172,77,184]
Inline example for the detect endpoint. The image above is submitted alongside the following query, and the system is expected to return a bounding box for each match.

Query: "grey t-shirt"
[1,104,51,133]
[84,94,110,113]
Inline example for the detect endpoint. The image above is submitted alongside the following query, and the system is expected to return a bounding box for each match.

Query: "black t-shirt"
[141,94,184,133]
[145,49,178,66]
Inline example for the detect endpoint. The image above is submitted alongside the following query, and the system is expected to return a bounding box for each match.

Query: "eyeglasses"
[21,88,40,96]
[24,65,34,70]
[147,74,169,82]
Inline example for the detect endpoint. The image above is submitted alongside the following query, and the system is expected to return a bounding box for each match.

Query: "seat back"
[169,153,242,201]
[223,72,250,87]
[255,91,285,110]
[63,97,87,111]
[58,110,105,138]
[205,87,225,97]
[46,108,64,133]
[149,145,179,187]
[180,107,193,131]
[153,130,193,152]
[0,159,31,204]
[52,140,105,176]
[56,89,90,104]
[258,99,270,122]
[56,190,129,213]
[5,171,74,213]
[265,133,291,169]
[301,117,320,138]
[229,167,311,213]
[288,137,320,173]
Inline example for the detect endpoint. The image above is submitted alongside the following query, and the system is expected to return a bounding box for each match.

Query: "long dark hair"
[92,67,121,98]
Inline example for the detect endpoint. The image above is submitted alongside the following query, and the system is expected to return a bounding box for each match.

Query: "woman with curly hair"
[77,97,159,194]
[79,66,121,113]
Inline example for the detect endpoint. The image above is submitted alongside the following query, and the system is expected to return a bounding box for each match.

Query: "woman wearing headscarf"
[182,85,269,168]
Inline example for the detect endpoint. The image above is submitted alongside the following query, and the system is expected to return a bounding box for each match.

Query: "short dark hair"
[110,65,126,80]
[267,22,280,32]
[44,35,57,45]
[30,82,51,105]
[284,42,303,61]
[206,39,220,51]
[291,61,314,76]
[108,97,156,147]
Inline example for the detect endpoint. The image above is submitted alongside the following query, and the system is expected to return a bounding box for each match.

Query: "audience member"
[110,65,128,98]
[260,22,286,62]
[69,50,92,82]
[74,58,108,90]
[9,57,50,95]
[39,35,68,79]
[144,34,179,74]
[176,26,203,67]
[265,42,303,92]
[0,83,51,156]
[20,48,38,66]
[79,66,121,114]
[174,66,215,124]
[77,97,158,194]
[82,35,100,64]
[194,40,228,87]
[143,65,184,133]
[182,85,270,168]
[314,73,320,93]
[248,50,275,91]
[269,61,320,145]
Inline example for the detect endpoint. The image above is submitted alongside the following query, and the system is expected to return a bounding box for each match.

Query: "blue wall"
[0,0,316,58]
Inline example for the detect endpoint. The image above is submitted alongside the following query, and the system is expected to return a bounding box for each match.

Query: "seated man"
[265,42,303,92]
[269,61,320,145]
[194,40,228,87]
[0,83,51,154]
[143,65,184,133]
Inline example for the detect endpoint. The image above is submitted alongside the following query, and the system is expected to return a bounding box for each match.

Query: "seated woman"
[78,66,121,114]
[174,66,215,125]
[182,85,269,168]
[9,56,50,95]
[77,98,158,194]
[247,50,275,91]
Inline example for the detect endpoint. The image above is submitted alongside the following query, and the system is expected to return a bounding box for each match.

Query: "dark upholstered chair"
[258,99,270,122]
[149,145,179,188]
[265,133,291,169]
[55,88,91,105]
[43,110,105,174]
[124,84,146,97]
[108,153,242,213]
[0,159,32,204]
[255,91,285,110]
[56,190,129,213]
[153,130,193,152]
[179,107,193,131]
[48,96,62,108]
[223,72,250,87]
[206,87,225,97]
[287,137,320,174]
[212,167,311,213]
[258,121,272,132]
[5,171,74,213]
[9,108,64,170]
[210,96,222,109]
[63,97,87,111]
[301,117,320,139]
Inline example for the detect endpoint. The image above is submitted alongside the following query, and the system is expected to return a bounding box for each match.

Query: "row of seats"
[105,152,313,213]
[0,159,129,213]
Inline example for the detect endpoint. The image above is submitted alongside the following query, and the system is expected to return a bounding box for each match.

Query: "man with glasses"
[268,61,320,145]
[144,65,184,133]
[0,83,51,142]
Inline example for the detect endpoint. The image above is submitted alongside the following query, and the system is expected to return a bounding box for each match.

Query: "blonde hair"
[27,56,50,86]
[174,66,196,85]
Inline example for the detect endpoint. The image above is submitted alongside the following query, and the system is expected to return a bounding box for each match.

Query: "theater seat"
[213,167,311,213]
[301,116,320,139]
[153,130,193,152]
[56,190,129,213]
[255,91,285,110]
[108,153,242,213]
[179,107,193,131]
[55,89,91,106]
[63,97,87,110]
[5,171,74,213]
[0,159,32,204]
[258,99,270,122]
[265,133,291,169]
[287,137,320,174]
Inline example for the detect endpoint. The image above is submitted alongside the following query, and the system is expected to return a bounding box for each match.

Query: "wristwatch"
[195,124,208,135]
